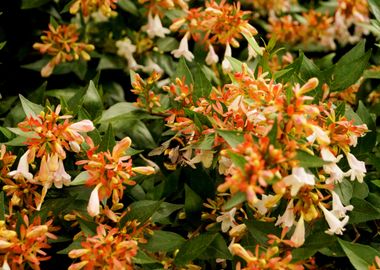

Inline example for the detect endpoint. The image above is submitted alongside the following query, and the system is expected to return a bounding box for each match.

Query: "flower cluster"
[70,0,118,17]
[33,24,95,77]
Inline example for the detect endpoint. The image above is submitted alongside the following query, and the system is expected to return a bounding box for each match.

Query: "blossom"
[253,194,279,215]
[53,159,71,188]
[205,44,219,65]
[221,43,232,73]
[275,199,295,228]
[8,150,33,181]
[87,184,101,217]
[307,125,331,145]
[290,215,305,247]
[331,191,353,219]
[283,168,315,196]
[142,12,170,38]
[346,152,366,183]
[321,148,346,184]
[171,32,194,61]
[216,207,237,233]
[319,203,349,235]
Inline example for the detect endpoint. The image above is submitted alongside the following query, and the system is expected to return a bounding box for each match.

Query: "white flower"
[275,199,295,228]
[1,258,10,270]
[228,95,243,112]
[142,58,164,74]
[205,44,219,65]
[283,167,315,196]
[253,194,278,215]
[290,215,305,247]
[319,203,349,235]
[91,10,109,23]
[331,191,353,219]
[53,159,71,188]
[307,125,330,145]
[116,38,136,59]
[142,12,170,38]
[8,150,33,181]
[216,207,236,233]
[221,43,232,73]
[171,32,194,62]
[218,156,232,175]
[346,153,366,183]
[87,184,101,217]
[321,148,346,184]
[69,120,95,132]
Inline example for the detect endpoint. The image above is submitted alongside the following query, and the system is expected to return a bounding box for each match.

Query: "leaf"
[267,117,278,144]
[127,120,156,149]
[338,238,380,270]
[355,101,377,153]
[152,202,183,222]
[228,151,247,170]
[217,129,244,148]
[292,232,337,261]
[57,239,83,254]
[296,150,325,168]
[330,41,371,92]
[21,0,51,9]
[351,181,369,199]
[70,171,90,186]
[349,198,380,224]
[174,233,218,266]
[117,0,138,15]
[142,231,186,252]
[157,37,179,52]
[19,94,44,118]
[334,179,353,205]
[0,192,5,220]
[223,192,246,210]
[184,184,202,213]
[120,200,162,226]
[133,250,159,264]
[0,41,6,50]
[369,0,380,21]
[192,64,212,102]
[199,233,233,260]
[226,56,243,73]
[99,124,116,152]
[193,134,215,150]
[97,102,140,123]
[245,219,281,245]
[77,218,97,236]
[83,81,103,119]
[175,57,194,86]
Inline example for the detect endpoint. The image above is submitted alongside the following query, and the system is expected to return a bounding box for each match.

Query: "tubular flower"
[142,11,170,38]
[33,24,95,77]
[171,32,194,61]
[345,152,366,183]
[283,168,315,197]
[69,0,118,17]
[68,224,139,270]
[0,215,56,270]
[290,215,305,247]
[76,137,155,215]
[319,203,350,235]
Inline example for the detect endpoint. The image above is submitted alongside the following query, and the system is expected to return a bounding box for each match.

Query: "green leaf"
[99,124,116,152]
[175,57,194,86]
[157,37,179,52]
[57,239,83,254]
[192,64,212,102]
[351,181,369,199]
[77,218,97,236]
[267,117,278,144]
[296,150,325,168]
[349,198,380,224]
[193,133,215,150]
[83,81,103,119]
[97,102,140,123]
[292,232,337,261]
[174,233,218,266]
[345,105,363,125]
[0,41,6,50]
[355,101,377,153]
[217,129,244,148]
[228,151,247,170]
[245,219,281,245]
[142,231,186,252]
[334,179,353,205]
[338,238,380,270]
[70,171,90,186]
[21,0,51,9]
[369,0,380,21]
[200,233,233,260]
[126,120,156,149]
[330,41,371,92]
[226,56,243,73]
[117,0,138,15]
[133,250,159,264]
[19,94,44,118]
[120,200,162,225]
[223,192,246,210]
[184,184,202,214]
[152,202,183,222]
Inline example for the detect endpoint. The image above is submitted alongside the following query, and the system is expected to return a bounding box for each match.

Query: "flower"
[54,159,71,188]
[331,191,353,219]
[307,125,331,145]
[346,152,366,183]
[290,215,305,247]
[283,167,315,196]
[319,203,349,235]
[171,32,194,61]
[205,44,219,65]
[221,43,232,73]
[216,207,237,233]
[8,150,33,181]
[142,12,170,38]
[87,184,101,217]
[253,194,279,215]
[275,199,295,228]
[321,148,346,184]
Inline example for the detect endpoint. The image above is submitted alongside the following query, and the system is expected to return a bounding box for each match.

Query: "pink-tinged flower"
[142,58,163,74]
[290,215,305,247]
[142,12,170,38]
[87,184,101,217]
[275,199,295,228]
[171,32,194,62]
[319,203,349,235]
[205,44,219,65]
[2,259,10,270]
[53,159,71,188]
[283,168,315,196]
[346,152,366,183]
[8,150,33,181]
[221,43,232,73]
[216,207,237,233]
[69,119,95,132]
[307,125,331,145]
[331,191,353,219]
